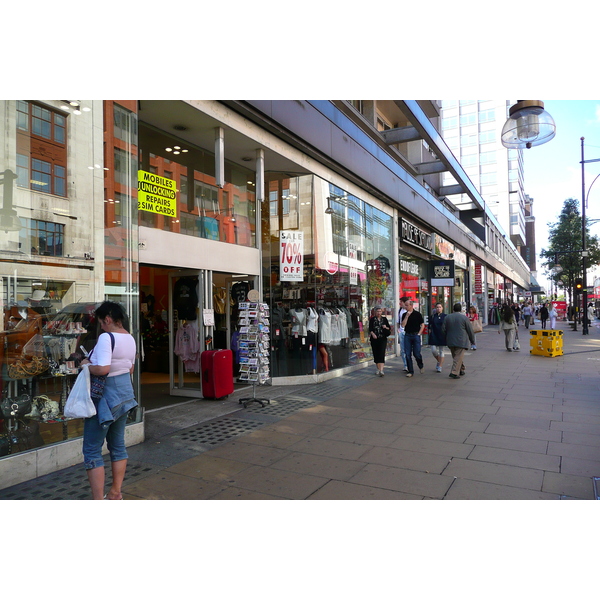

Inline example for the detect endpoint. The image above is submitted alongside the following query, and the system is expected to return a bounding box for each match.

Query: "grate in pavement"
[244,396,318,417]
[171,417,263,446]
[0,461,156,501]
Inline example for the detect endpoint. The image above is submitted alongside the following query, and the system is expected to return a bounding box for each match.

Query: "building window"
[480,150,497,165]
[113,104,138,143]
[442,117,458,130]
[478,109,495,123]
[460,113,477,126]
[16,101,68,197]
[479,130,496,144]
[269,190,278,216]
[19,218,65,256]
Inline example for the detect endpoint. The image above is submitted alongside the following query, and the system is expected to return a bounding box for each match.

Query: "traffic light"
[575,278,583,293]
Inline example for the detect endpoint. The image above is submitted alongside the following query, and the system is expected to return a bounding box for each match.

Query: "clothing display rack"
[237,301,271,408]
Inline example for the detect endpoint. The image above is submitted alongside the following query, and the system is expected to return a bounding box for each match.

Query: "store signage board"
[474,264,483,294]
[401,219,433,252]
[430,259,455,286]
[280,231,304,281]
[137,170,178,217]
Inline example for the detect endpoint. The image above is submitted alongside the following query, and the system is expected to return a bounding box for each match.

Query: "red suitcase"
[201,349,234,399]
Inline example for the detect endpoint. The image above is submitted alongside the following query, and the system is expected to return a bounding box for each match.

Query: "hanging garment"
[306,307,319,334]
[318,309,332,344]
[330,309,341,345]
[174,321,200,372]
[291,308,307,337]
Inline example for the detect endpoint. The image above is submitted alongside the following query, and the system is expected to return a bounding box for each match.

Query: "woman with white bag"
[79,302,137,500]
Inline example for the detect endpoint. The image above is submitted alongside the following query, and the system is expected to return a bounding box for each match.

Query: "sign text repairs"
[280,231,304,281]
[138,170,178,217]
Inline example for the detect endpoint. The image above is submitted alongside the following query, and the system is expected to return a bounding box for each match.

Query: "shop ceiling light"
[501,100,556,149]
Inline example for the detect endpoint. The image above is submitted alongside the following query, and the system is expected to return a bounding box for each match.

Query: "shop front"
[265,175,395,380]
[0,100,144,487]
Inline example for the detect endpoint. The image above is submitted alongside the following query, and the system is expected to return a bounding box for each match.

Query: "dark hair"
[453,302,462,312]
[400,296,409,302]
[502,305,515,323]
[95,301,130,331]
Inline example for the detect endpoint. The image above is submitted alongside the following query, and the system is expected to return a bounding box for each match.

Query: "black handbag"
[88,332,115,403]
[1,394,33,419]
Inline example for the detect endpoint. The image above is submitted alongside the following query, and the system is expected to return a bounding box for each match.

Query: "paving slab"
[395,423,471,443]
[357,446,452,474]
[307,479,424,500]
[348,463,454,498]
[388,436,474,459]
[541,471,596,499]
[123,470,229,500]
[442,457,545,490]
[465,432,548,454]
[201,440,291,467]
[268,451,367,481]
[445,478,560,500]
[467,445,560,472]
[319,427,400,447]
[220,464,329,499]
[483,423,562,442]
[559,455,600,478]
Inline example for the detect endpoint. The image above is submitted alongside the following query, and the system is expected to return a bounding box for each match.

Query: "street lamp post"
[580,136,600,335]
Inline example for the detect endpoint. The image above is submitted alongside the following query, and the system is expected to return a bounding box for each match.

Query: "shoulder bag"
[89,332,115,403]
[471,318,483,333]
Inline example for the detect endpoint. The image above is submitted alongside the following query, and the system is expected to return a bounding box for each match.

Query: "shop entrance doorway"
[139,265,255,411]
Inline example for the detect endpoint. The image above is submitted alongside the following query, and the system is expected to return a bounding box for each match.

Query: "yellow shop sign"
[137,170,177,217]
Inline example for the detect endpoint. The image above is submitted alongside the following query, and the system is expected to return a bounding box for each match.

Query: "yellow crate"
[530,346,563,357]
[529,329,563,338]
[531,338,563,351]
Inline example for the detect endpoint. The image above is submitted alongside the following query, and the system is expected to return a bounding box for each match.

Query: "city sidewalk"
[2,317,600,500]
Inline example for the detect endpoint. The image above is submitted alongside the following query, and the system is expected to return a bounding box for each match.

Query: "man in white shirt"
[522,303,532,329]
[397,296,410,372]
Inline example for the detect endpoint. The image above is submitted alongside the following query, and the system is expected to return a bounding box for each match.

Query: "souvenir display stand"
[236,302,271,408]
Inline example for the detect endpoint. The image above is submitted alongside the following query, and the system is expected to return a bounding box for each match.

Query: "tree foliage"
[540,198,600,302]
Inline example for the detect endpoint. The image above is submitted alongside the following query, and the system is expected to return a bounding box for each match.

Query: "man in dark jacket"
[401,300,425,378]
[428,302,447,373]
[441,303,475,379]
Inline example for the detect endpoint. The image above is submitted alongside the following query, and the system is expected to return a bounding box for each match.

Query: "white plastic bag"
[64,364,96,419]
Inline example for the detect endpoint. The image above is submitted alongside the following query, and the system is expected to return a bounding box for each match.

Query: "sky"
[524,101,600,292]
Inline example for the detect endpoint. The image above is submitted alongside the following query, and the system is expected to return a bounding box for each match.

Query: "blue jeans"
[83,412,129,470]
[398,329,406,368]
[403,333,423,374]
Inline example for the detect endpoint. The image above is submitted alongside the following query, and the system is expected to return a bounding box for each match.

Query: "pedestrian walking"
[428,302,447,373]
[79,301,138,500]
[513,303,521,326]
[539,303,548,329]
[548,302,558,329]
[401,299,425,378]
[467,305,479,350]
[397,296,410,372]
[441,303,475,379]
[498,304,518,351]
[522,302,532,329]
[587,302,596,327]
[369,306,391,377]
